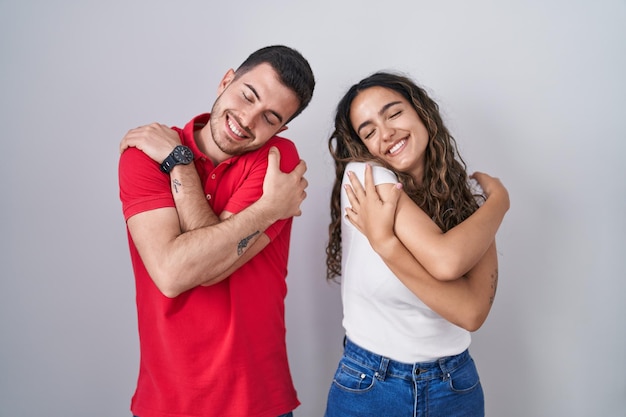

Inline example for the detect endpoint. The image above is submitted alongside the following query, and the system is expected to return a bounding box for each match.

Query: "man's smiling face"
[208,63,300,158]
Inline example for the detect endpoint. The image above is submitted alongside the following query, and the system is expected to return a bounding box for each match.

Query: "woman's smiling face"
[349,86,429,181]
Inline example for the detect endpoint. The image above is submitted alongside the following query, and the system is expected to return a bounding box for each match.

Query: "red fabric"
[119,114,300,417]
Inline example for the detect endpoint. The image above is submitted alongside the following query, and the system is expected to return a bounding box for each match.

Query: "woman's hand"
[470,171,510,211]
[344,164,403,251]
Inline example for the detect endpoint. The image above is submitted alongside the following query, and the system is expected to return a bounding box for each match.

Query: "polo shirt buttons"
[206,194,211,201]
[211,174,216,179]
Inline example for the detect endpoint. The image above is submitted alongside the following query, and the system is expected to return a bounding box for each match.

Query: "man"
[118,45,315,417]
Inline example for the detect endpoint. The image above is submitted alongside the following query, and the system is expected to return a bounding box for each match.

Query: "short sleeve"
[340,162,399,230]
[342,162,398,188]
[119,147,174,221]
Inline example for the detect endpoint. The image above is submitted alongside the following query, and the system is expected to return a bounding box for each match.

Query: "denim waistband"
[343,337,471,381]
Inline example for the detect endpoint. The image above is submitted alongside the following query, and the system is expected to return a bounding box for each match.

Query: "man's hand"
[259,147,308,220]
[120,123,182,163]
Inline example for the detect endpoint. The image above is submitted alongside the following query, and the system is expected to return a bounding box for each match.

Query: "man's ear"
[277,125,288,134]
[217,69,236,95]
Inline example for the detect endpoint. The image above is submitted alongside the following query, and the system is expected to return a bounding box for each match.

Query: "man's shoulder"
[119,146,157,170]
[266,136,300,170]
[267,135,298,154]
[238,136,299,163]
[232,136,299,175]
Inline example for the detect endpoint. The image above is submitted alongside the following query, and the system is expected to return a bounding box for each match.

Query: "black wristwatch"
[160,145,194,173]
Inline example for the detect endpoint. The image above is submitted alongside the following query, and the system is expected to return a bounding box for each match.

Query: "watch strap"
[160,145,193,174]
[160,154,178,173]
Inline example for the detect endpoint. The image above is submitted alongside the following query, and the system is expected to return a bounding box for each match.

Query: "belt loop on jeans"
[438,356,450,381]
[376,356,390,381]
[438,350,465,381]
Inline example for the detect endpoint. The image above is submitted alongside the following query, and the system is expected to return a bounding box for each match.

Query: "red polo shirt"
[119,113,300,417]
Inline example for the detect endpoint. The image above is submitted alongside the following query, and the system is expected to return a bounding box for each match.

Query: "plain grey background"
[1,1,624,416]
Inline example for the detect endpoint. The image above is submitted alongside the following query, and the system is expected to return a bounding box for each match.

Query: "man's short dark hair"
[235,45,315,123]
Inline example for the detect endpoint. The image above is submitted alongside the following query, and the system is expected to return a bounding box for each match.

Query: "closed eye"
[264,113,278,126]
[242,92,253,103]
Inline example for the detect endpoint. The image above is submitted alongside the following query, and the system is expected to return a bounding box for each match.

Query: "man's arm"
[120,123,219,232]
[126,147,306,298]
[163,162,266,286]
[121,124,307,297]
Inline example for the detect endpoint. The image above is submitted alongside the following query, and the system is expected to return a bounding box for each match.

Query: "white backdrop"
[1,1,625,416]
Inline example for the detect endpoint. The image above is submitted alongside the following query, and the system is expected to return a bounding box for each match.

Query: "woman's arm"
[345,164,509,280]
[344,180,498,330]
[379,235,498,331]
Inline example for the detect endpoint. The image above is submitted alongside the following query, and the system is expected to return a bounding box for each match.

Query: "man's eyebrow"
[244,83,260,100]
[356,101,402,135]
[244,83,284,123]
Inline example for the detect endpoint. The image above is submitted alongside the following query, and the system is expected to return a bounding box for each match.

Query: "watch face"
[174,146,194,164]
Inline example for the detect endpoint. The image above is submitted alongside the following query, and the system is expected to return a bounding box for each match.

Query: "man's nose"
[238,112,255,131]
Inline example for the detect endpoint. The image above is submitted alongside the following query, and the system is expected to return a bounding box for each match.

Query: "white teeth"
[228,119,245,138]
[388,140,405,154]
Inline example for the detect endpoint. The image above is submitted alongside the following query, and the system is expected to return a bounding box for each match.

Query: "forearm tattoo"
[489,268,499,305]
[172,178,182,194]
[237,231,260,256]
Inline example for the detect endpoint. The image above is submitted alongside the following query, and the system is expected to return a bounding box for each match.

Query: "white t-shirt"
[340,162,470,363]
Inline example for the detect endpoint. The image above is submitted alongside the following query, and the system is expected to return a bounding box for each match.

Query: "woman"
[324,72,510,417]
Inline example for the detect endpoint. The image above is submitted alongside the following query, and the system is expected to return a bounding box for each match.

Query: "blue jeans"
[324,338,484,417]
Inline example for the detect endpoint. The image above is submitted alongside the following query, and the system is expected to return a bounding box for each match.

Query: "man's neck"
[195,123,226,166]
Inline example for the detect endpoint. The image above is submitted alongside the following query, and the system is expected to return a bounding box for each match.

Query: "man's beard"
[208,105,250,157]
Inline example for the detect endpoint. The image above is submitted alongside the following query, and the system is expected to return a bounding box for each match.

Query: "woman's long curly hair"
[326,72,483,281]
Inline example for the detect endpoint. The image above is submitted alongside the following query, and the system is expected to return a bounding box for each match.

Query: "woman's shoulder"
[344,161,398,185]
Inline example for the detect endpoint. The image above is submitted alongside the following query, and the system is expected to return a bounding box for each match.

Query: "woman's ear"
[217,69,236,95]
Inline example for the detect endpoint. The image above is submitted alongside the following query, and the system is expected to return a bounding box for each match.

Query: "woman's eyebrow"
[356,101,402,135]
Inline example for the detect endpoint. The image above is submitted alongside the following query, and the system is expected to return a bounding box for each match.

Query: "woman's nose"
[380,124,395,141]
